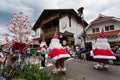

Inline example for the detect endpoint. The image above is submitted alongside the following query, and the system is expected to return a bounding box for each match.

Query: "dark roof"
[32,9,88,30]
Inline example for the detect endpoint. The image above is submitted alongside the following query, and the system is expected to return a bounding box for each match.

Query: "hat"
[49,29,62,50]
[95,28,110,49]
[53,29,58,39]
[99,28,106,38]
[51,29,60,44]
[42,38,45,42]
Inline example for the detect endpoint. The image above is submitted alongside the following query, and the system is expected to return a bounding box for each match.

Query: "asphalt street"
[48,58,120,80]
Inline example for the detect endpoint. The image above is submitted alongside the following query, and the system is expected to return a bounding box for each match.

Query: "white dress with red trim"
[90,36,116,60]
[91,49,116,59]
[48,48,70,63]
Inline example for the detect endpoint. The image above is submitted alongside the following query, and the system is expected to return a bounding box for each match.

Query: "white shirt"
[41,48,47,54]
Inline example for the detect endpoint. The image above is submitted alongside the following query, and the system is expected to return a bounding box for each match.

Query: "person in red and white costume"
[47,30,70,74]
[90,28,116,69]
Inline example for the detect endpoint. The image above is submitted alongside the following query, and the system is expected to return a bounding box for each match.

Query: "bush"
[1,61,53,80]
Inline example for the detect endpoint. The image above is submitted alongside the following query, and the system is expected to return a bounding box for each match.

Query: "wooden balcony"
[40,31,55,39]
[40,27,58,38]
[42,15,59,25]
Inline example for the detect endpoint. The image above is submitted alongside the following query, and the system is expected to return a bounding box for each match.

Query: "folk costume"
[90,28,116,69]
[47,30,70,74]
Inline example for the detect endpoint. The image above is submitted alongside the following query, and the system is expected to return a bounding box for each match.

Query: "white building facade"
[59,16,84,45]
[86,14,120,50]
[33,9,88,46]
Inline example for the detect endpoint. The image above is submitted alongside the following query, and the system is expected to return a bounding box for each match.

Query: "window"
[105,26,109,31]
[92,28,95,33]
[96,28,99,32]
[105,25,114,31]
[92,28,99,33]
[110,25,114,30]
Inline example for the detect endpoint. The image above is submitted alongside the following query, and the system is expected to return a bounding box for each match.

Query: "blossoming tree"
[6,12,32,43]
[4,12,32,63]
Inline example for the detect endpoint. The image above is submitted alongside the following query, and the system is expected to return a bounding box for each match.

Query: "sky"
[0,0,120,44]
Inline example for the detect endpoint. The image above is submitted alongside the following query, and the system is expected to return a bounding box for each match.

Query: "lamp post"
[77,7,86,48]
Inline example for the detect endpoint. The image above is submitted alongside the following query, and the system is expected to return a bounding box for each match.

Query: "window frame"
[105,25,114,31]
[105,26,109,31]
[92,28,99,33]
[110,25,114,30]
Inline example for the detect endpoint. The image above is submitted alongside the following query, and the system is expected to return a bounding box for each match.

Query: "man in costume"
[91,28,116,69]
[47,30,70,74]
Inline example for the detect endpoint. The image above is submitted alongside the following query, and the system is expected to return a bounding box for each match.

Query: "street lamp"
[77,7,86,48]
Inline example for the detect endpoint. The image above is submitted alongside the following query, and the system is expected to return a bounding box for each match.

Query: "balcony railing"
[42,15,59,25]
[40,27,58,38]
[40,30,55,38]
